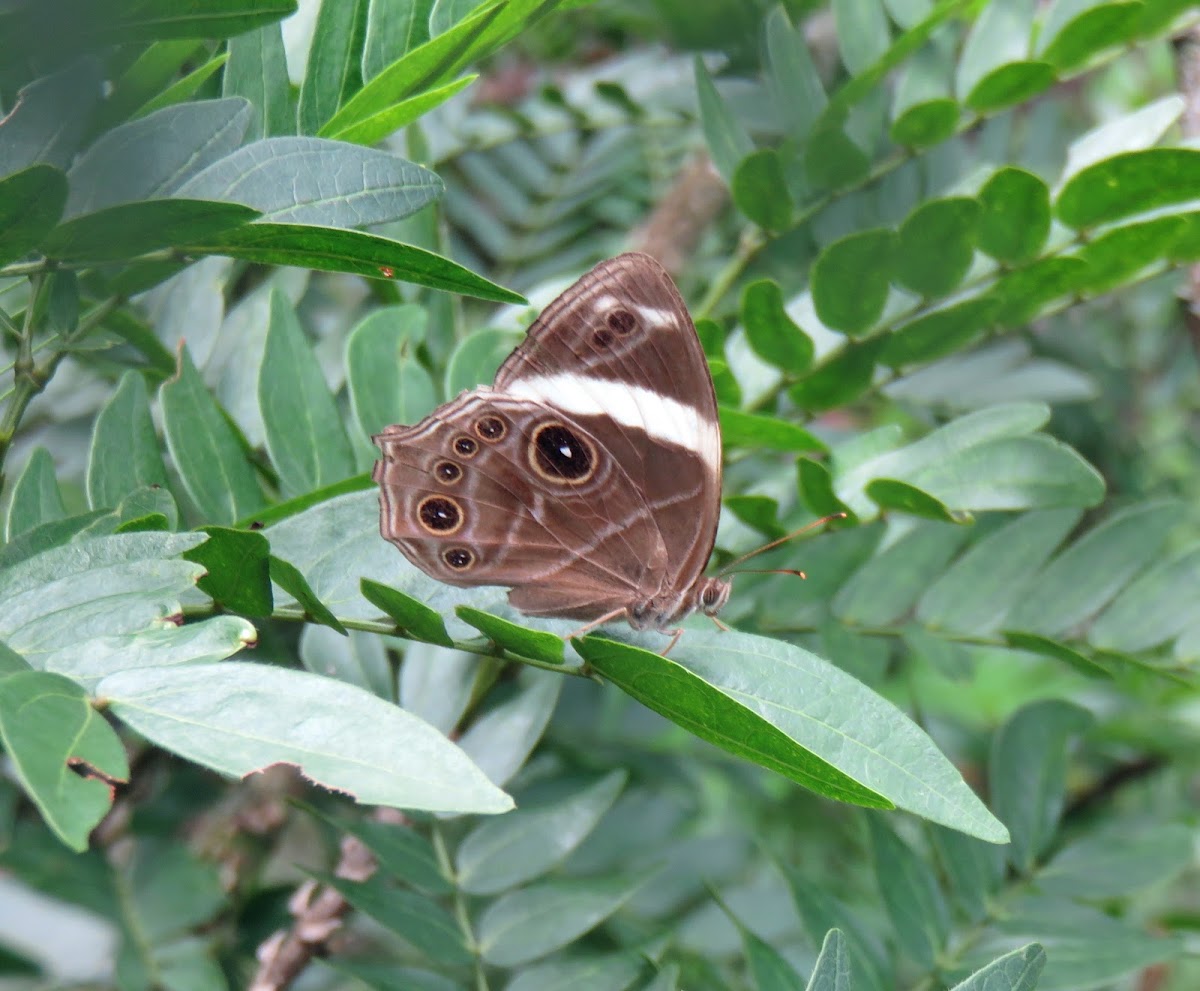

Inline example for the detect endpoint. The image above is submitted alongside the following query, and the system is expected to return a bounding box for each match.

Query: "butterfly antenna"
[717,513,848,578]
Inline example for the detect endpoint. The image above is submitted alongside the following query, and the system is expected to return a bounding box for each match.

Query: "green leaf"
[457,670,561,788]
[834,521,969,625]
[477,875,646,967]
[0,670,128,851]
[183,223,525,303]
[319,961,462,991]
[160,346,264,524]
[719,407,825,453]
[361,578,454,646]
[1005,500,1178,636]
[787,873,890,991]
[694,56,754,184]
[1036,0,1141,71]
[99,662,512,814]
[183,527,273,617]
[866,479,959,521]
[0,164,67,266]
[5,449,67,541]
[725,495,784,538]
[457,770,627,895]
[732,149,794,231]
[806,929,850,991]
[894,197,980,297]
[867,816,949,968]
[86,370,169,511]
[325,73,476,145]
[99,38,204,125]
[456,607,564,665]
[1057,148,1200,230]
[362,0,434,80]
[880,297,999,368]
[789,337,886,411]
[987,257,1089,327]
[977,168,1051,264]
[890,44,958,148]
[259,289,356,496]
[1038,824,1193,899]
[763,5,826,140]
[223,21,293,139]
[833,0,891,74]
[41,199,259,262]
[399,642,477,735]
[1088,544,1200,652]
[347,304,437,438]
[929,823,1006,920]
[298,0,369,134]
[309,807,451,893]
[958,0,1054,108]
[445,328,524,395]
[918,509,1081,634]
[1072,216,1183,294]
[270,556,348,635]
[990,699,1093,870]
[0,61,103,175]
[811,229,897,334]
[577,632,1008,841]
[505,953,646,991]
[741,279,814,373]
[798,458,857,521]
[949,944,1045,991]
[99,0,298,42]
[1002,631,1111,679]
[804,126,871,192]
[318,873,471,964]
[741,922,805,991]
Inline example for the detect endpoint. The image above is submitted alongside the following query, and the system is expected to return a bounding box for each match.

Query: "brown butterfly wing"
[493,252,722,603]
[373,391,669,620]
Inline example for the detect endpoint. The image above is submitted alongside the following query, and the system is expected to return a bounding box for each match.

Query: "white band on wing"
[503,373,721,471]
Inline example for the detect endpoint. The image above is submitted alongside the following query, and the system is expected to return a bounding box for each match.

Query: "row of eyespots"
[591,307,638,349]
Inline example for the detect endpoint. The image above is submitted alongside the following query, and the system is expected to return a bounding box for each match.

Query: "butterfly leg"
[660,628,684,656]
[709,615,731,633]
[566,607,628,641]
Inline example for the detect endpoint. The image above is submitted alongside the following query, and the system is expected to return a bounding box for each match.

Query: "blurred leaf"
[0,670,128,851]
[1089,544,1200,652]
[950,944,1045,990]
[894,197,980,297]
[867,816,949,968]
[177,138,443,227]
[457,770,627,895]
[787,873,890,991]
[1036,0,1141,70]
[741,279,814,373]
[0,61,103,175]
[1003,631,1110,679]
[0,165,67,266]
[798,458,857,521]
[987,258,1090,327]
[929,823,1006,920]
[725,494,784,538]
[866,479,958,521]
[1057,148,1200,229]
[161,346,264,524]
[399,642,477,735]
[720,408,826,453]
[1038,824,1192,899]
[918,509,1081,634]
[880,297,999,367]
[733,149,794,231]
[990,699,1093,871]
[298,0,369,135]
[891,45,958,148]
[694,56,754,184]
[184,526,273,617]
[763,5,826,139]
[347,304,436,438]
[457,670,561,788]
[42,199,259,262]
[259,289,356,496]
[505,953,645,991]
[223,21,292,139]
[184,222,524,302]
[578,632,1008,841]
[86,371,169,512]
[834,0,892,74]
[811,229,896,334]
[805,126,871,191]
[477,875,646,967]
[445,328,524,394]
[790,337,887,411]
[456,607,565,665]
[978,167,1051,263]
[5,449,66,541]
[99,662,513,814]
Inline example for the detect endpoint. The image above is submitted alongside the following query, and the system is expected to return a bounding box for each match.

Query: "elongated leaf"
[950,944,1045,991]
[0,670,128,851]
[160,346,264,524]
[362,578,454,646]
[100,662,511,813]
[990,700,1092,871]
[223,21,292,139]
[0,60,102,175]
[1088,544,1200,652]
[456,670,561,788]
[177,138,442,227]
[577,632,1008,841]
[0,164,67,266]
[259,289,356,495]
[363,0,435,80]
[720,408,825,453]
[457,771,627,895]
[325,74,477,145]
[1057,148,1200,229]
[346,305,435,438]
[806,929,850,991]
[733,149,793,231]
[477,875,646,967]
[183,223,524,302]
[456,607,564,665]
[5,449,67,541]
[694,56,754,184]
[764,5,826,139]
[505,953,646,991]
[867,816,949,967]
[299,0,369,134]
[86,371,169,511]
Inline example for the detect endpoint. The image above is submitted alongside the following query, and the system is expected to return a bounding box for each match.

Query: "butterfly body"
[373,253,725,634]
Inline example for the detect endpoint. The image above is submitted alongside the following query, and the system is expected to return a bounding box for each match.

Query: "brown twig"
[1174,26,1200,356]
[630,152,729,277]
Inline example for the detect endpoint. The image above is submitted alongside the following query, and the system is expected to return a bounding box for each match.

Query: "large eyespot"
[606,308,637,335]
[434,461,461,484]
[417,495,464,535]
[475,415,506,442]
[528,421,596,484]
[453,436,479,457]
[443,547,474,570]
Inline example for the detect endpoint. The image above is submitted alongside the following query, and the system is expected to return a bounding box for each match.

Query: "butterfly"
[372,252,729,647]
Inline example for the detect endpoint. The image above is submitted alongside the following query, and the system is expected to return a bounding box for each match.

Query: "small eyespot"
[443,547,474,570]
[417,496,463,535]
[475,415,506,441]
[454,436,479,457]
[435,461,461,484]
[528,421,596,484]
[592,328,614,348]
[607,309,637,335]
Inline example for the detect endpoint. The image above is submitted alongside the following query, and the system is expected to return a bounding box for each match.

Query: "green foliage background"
[0,0,1197,989]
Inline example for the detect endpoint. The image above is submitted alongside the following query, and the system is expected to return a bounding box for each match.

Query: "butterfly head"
[627,577,731,631]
